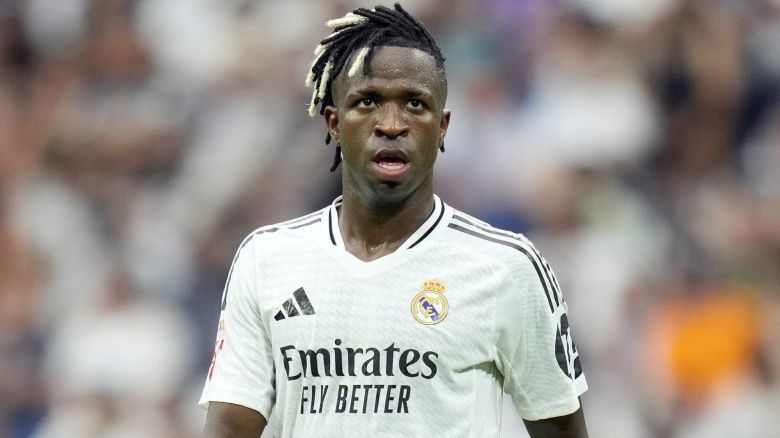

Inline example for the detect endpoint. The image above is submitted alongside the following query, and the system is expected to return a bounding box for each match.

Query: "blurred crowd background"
[1,0,779,437]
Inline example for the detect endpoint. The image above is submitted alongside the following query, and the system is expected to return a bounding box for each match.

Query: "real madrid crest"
[411,279,449,325]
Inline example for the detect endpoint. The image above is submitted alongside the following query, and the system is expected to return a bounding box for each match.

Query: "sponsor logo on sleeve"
[208,339,225,381]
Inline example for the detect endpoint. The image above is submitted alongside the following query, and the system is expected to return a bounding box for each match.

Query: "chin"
[366,184,413,210]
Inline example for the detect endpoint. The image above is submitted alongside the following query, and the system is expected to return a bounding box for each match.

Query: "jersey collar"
[323,194,449,254]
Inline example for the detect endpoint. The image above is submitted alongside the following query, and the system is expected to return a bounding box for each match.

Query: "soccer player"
[201,4,588,437]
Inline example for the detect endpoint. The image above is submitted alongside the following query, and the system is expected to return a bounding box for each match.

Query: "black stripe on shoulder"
[448,222,555,312]
[254,217,322,236]
[221,231,257,310]
[285,217,322,230]
[258,213,323,234]
[221,216,321,310]
[278,210,322,227]
[453,213,517,241]
[452,214,562,307]
[408,203,445,249]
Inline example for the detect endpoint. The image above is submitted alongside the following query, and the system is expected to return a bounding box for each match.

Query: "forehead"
[334,46,446,99]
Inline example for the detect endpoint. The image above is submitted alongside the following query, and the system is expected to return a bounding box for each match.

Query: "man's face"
[325,46,450,209]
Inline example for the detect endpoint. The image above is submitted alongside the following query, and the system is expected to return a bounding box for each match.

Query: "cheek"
[340,114,373,141]
[338,117,370,161]
[416,119,441,144]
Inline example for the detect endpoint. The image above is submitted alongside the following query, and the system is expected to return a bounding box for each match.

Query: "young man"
[201,4,588,437]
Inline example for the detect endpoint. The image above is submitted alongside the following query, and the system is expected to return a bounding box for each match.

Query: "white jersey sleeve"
[494,239,587,421]
[199,234,276,419]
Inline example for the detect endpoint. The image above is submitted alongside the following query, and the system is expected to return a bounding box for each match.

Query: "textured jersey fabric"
[200,195,587,437]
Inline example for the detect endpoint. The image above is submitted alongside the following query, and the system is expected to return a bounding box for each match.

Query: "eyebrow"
[349,87,433,99]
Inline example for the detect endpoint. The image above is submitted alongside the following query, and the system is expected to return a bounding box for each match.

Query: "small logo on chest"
[274,287,316,321]
[411,279,449,325]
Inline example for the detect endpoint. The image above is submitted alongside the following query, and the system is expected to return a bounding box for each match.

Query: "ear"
[324,106,339,144]
[438,109,451,147]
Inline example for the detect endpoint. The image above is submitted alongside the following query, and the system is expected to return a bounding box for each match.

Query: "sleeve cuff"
[199,388,273,421]
[519,377,588,421]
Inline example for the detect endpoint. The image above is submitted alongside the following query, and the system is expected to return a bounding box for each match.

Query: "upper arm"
[199,234,276,420]
[203,401,267,438]
[494,240,587,419]
[523,398,588,438]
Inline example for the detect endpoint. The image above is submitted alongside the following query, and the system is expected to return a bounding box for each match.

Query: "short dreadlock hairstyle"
[305,3,446,171]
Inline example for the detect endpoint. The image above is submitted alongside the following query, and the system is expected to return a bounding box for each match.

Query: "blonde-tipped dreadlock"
[305,3,446,171]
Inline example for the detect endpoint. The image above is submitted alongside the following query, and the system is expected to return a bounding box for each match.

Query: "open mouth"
[372,149,410,178]
[376,157,407,170]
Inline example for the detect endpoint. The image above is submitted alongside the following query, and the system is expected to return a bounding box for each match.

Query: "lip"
[372,148,411,180]
[371,161,410,180]
[372,148,410,163]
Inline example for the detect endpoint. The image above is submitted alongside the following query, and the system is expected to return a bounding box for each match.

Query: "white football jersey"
[200,195,587,437]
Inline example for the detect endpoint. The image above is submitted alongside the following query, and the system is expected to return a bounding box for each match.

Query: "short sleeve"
[199,236,276,419]
[493,244,587,421]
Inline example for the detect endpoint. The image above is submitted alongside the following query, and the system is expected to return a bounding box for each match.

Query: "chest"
[257,245,506,369]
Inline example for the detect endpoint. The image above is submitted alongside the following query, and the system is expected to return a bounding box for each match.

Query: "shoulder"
[236,208,326,254]
[444,208,545,272]
[444,207,564,313]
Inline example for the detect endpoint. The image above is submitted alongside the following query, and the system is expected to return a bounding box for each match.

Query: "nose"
[374,103,408,139]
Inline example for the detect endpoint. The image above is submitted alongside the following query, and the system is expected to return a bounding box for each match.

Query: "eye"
[408,99,423,108]
[357,98,376,108]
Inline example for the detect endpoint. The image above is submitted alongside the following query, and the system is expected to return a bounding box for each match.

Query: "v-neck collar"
[321,194,450,266]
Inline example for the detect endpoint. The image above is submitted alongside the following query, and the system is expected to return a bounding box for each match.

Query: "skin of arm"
[523,398,589,438]
[203,402,267,438]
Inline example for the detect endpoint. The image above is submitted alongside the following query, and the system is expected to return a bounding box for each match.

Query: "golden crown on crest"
[422,279,446,294]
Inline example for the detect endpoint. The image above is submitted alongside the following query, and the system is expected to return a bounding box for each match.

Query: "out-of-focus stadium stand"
[1,0,779,437]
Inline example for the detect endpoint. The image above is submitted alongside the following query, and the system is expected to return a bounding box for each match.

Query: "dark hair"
[305,3,446,171]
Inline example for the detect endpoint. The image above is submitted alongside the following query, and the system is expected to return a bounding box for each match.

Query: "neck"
[338,186,435,262]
